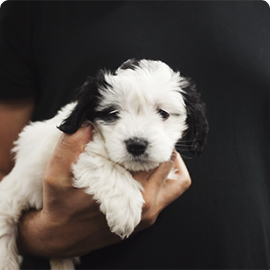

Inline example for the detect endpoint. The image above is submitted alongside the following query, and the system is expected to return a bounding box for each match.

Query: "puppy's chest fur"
[73,130,146,237]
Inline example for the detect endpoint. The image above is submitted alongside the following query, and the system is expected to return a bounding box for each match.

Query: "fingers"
[172,151,191,181]
[145,150,177,191]
[133,150,177,187]
[138,151,191,227]
[159,152,191,208]
[44,125,93,187]
[133,150,191,204]
[132,169,155,187]
[167,151,192,194]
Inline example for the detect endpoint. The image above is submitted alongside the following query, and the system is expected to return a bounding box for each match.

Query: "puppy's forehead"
[98,61,185,113]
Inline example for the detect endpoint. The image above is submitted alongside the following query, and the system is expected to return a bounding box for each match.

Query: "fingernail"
[170,150,177,162]
[81,120,91,127]
[80,121,93,137]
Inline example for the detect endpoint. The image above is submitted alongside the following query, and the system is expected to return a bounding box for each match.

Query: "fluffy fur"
[0,59,208,270]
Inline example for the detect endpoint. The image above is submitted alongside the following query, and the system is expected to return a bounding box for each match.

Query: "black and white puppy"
[0,59,208,270]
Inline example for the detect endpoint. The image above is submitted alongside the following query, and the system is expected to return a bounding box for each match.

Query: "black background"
[1,1,270,269]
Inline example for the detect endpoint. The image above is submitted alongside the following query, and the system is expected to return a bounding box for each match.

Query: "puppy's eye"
[96,107,120,123]
[106,109,120,120]
[109,110,119,116]
[158,109,170,120]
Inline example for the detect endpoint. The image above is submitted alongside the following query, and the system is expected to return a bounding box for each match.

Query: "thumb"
[144,150,177,193]
[44,125,93,186]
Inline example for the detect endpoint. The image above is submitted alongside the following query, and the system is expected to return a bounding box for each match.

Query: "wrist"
[17,209,57,258]
[17,208,89,258]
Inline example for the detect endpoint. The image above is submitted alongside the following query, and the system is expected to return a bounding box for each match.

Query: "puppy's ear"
[118,58,140,71]
[182,78,209,155]
[58,70,107,134]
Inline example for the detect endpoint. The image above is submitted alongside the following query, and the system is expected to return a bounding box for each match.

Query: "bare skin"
[0,99,191,258]
[0,98,35,178]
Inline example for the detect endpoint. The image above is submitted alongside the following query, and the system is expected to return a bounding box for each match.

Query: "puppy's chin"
[121,159,160,172]
[120,151,172,171]
[108,145,174,172]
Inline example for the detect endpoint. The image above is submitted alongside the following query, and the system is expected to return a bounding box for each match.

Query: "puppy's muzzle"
[125,137,148,156]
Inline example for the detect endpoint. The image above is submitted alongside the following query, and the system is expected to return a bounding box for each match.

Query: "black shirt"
[1,1,270,269]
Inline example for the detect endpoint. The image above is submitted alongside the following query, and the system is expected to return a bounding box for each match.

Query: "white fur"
[0,60,188,270]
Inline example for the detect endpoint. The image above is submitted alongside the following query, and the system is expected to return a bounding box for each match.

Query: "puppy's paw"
[107,204,142,238]
[0,259,20,270]
[0,235,20,270]
[50,257,79,270]
[104,195,144,239]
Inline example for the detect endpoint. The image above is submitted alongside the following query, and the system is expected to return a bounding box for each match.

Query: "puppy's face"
[59,59,208,171]
[95,60,187,171]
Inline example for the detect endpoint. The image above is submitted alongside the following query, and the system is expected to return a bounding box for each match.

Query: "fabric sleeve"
[0,1,38,99]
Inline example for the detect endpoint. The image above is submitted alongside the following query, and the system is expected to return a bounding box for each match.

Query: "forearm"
[17,209,81,258]
[0,172,5,181]
[17,210,53,258]
[17,207,120,259]
[0,98,35,178]
[17,209,76,258]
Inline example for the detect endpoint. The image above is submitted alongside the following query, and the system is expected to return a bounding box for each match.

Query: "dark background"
[0,1,270,269]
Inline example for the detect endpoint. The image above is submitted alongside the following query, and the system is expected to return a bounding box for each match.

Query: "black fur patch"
[96,106,120,124]
[181,78,209,155]
[58,60,209,157]
[58,70,111,134]
[119,58,140,71]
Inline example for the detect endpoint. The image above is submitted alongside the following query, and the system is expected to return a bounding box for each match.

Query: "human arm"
[0,99,191,258]
[17,125,121,258]
[17,123,191,258]
[0,98,35,180]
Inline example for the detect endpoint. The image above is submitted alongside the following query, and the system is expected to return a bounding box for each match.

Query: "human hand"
[133,150,191,232]
[17,125,191,258]
[18,125,120,258]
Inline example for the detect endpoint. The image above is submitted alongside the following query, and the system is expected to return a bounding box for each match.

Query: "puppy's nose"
[125,137,148,156]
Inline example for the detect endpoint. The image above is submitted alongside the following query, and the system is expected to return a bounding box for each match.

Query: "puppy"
[0,59,208,270]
